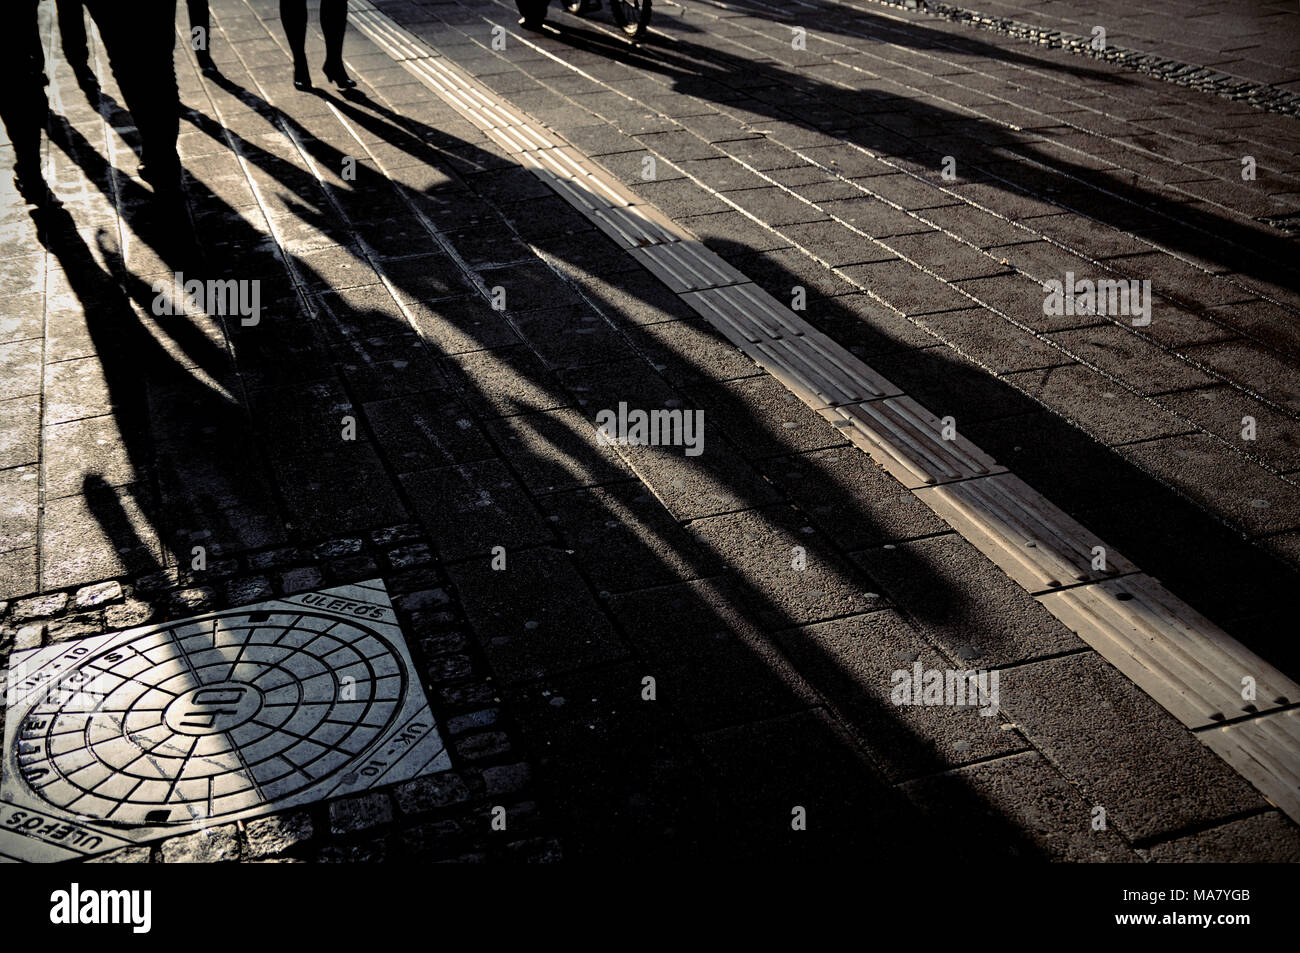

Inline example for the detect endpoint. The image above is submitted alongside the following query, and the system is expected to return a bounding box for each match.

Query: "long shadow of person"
[35,44,1157,860]
[525,14,1299,296]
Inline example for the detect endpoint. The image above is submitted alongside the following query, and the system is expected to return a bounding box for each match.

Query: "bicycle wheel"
[516,0,549,28]
[609,0,651,39]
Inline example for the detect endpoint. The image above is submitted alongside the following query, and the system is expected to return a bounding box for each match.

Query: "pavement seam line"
[346,0,1300,822]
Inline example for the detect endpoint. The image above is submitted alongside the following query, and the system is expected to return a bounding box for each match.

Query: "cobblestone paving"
[2,0,1300,861]
[907,0,1300,93]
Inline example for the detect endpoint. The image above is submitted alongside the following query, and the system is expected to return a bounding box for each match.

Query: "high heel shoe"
[322,60,356,89]
[292,61,312,91]
[196,51,218,76]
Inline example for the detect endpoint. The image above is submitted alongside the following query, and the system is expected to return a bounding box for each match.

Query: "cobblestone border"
[0,527,558,863]
[866,0,1300,118]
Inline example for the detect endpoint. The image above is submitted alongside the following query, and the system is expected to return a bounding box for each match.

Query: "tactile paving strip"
[1038,576,1298,729]
[347,1,1300,822]
[915,473,1137,593]
[1200,710,1300,822]
[0,580,449,863]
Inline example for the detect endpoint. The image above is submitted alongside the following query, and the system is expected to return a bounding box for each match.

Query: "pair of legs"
[281,0,355,90]
[82,0,184,194]
[57,0,215,82]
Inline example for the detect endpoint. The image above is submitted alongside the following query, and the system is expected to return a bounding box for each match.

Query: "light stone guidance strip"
[342,0,1300,822]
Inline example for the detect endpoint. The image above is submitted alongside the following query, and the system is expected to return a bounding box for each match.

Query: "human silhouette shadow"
[30,42,1253,862]
[521,15,1299,301]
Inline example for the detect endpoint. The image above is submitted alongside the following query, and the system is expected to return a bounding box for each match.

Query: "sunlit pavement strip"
[0,581,449,863]
[344,0,1300,821]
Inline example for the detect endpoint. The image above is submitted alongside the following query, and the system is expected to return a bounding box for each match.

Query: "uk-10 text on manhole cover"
[0,580,451,862]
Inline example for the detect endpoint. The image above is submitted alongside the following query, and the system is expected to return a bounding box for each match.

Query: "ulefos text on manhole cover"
[0,580,451,862]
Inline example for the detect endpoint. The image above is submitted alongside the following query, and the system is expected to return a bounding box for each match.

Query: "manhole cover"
[0,580,450,862]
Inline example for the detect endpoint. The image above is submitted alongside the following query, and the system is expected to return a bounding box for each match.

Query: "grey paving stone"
[0,292,43,346]
[245,812,315,859]
[776,220,896,268]
[86,846,152,864]
[623,318,762,388]
[677,210,793,252]
[732,246,860,301]
[329,792,395,835]
[70,580,121,610]
[1003,363,1196,445]
[1119,432,1300,536]
[778,609,1025,781]
[441,345,573,418]
[757,447,948,550]
[447,546,626,684]
[1000,652,1268,843]
[899,751,1137,861]
[840,258,974,315]
[867,348,1042,424]
[705,375,850,460]
[607,577,818,730]
[1205,299,1300,357]
[0,340,42,403]
[963,411,1171,517]
[1157,386,1300,473]
[509,303,634,369]
[957,272,1106,332]
[40,486,159,592]
[501,663,712,858]
[633,177,731,218]
[915,307,1073,373]
[334,332,450,402]
[484,407,635,495]
[401,459,551,562]
[250,382,407,537]
[694,708,928,859]
[726,186,831,227]
[852,534,1084,665]
[404,295,523,355]
[887,231,1015,281]
[689,505,883,628]
[0,396,38,470]
[160,825,242,863]
[541,481,718,593]
[566,267,699,326]
[1183,338,1300,415]
[11,591,69,622]
[1143,811,1300,862]
[1046,325,1218,395]
[673,157,770,193]
[364,391,494,474]
[42,356,114,426]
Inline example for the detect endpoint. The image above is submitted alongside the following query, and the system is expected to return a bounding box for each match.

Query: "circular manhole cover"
[15,610,407,828]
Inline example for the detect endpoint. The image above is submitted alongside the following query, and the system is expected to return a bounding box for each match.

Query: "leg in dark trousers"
[82,0,182,194]
[55,0,94,82]
[280,0,310,87]
[186,0,217,73]
[280,0,353,90]
[0,1,50,200]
